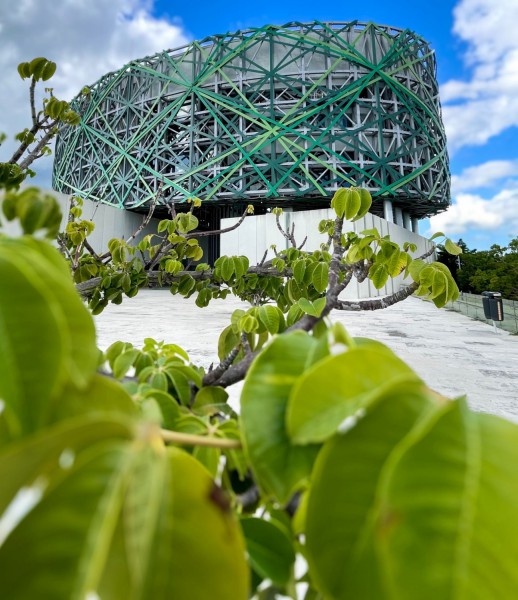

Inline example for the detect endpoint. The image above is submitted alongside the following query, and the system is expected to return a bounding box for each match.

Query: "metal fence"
[445,292,518,334]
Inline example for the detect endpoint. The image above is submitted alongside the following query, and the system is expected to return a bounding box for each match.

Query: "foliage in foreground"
[1,235,518,599]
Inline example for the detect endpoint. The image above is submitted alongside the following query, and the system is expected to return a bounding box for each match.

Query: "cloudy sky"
[0,0,516,249]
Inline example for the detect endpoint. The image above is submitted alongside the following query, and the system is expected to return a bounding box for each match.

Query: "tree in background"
[438,238,518,300]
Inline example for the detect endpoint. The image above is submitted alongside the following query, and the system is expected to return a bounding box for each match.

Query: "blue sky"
[1,0,516,250]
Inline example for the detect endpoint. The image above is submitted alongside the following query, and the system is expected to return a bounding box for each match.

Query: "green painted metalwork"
[53,21,450,218]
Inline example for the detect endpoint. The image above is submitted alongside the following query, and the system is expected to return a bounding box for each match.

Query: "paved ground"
[95,289,518,422]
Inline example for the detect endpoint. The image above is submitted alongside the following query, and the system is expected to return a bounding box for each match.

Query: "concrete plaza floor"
[95,289,518,422]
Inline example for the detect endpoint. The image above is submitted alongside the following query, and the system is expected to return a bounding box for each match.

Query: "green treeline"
[437,237,518,300]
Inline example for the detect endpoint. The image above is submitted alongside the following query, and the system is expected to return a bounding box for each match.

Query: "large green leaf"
[287,344,421,444]
[375,399,518,599]
[304,386,435,599]
[0,420,248,600]
[240,517,295,586]
[11,239,98,388]
[0,242,66,434]
[50,374,138,423]
[306,395,518,599]
[0,239,97,435]
[240,332,322,504]
[0,416,134,514]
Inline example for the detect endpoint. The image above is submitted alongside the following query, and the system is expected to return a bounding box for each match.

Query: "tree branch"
[335,281,419,311]
[125,185,161,246]
[17,126,57,171]
[29,78,37,128]
[275,211,297,247]
[204,345,242,386]
[186,206,249,239]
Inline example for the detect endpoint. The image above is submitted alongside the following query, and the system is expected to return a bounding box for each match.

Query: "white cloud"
[0,0,189,162]
[451,160,518,194]
[428,185,518,236]
[442,0,518,152]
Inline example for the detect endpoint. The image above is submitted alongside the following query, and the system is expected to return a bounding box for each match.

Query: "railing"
[445,292,518,334]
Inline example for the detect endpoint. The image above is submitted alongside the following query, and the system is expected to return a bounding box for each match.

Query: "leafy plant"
[2,58,515,600]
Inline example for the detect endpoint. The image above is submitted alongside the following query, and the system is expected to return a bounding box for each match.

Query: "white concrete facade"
[221,209,433,300]
[1,190,160,252]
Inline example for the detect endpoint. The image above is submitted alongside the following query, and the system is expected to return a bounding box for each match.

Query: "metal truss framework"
[53,21,450,218]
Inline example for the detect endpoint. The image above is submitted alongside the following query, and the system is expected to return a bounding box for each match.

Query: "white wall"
[221,209,433,300]
[1,189,160,252]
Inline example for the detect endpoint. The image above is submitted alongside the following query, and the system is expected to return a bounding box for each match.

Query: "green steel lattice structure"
[53,21,450,218]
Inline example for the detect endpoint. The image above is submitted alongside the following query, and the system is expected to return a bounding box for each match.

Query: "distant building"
[53,21,449,261]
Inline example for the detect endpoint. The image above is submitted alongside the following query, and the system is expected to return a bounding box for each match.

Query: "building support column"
[383,199,394,223]
[411,217,419,234]
[394,207,404,227]
[403,211,412,231]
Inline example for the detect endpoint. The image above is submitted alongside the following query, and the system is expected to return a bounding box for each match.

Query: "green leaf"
[386,250,408,277]
[369,263,389,289]
[312,262,329,293]
[240,517,296,586]
[165,368,191,405]
[307,394,518,599]
[429,231,445,241]
[157,219,169,233]
[376,400,518,599]
[239,314,259,334]
[258,305,281,335]
[176,213,198,234]
[17,61,30,79]
[51,374,138,422]
[408,258,426,281]
[286,304,303,327]
[41,60,57,81]
[305,385,434,599]
[218,324,239,361]
[195,287,211,308]
[142,389,181,428]
[29,57,48,80]
[0,423,249,599]
[360,227,380,238]
[313,297,326,316]
[178,274,196,296]
[344,188,361,220]
[221,256,235,281]
[297,297,325,318]
[331,188,347,218]
[192,445,221,477]
[0,239,97,435]
[113,349,139,379]
[287,345,422,444]
[445,238,462,255]
[193,386,229,408]
[241,332,322,503]
[292,259,306,284]
[232,256,249,279]
[352,188,372,221]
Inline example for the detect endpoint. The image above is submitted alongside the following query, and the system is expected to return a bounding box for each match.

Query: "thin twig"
[275,211,297,247]
[160,429,241,449]
[258,249,268,267]
[186,207,249,239]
